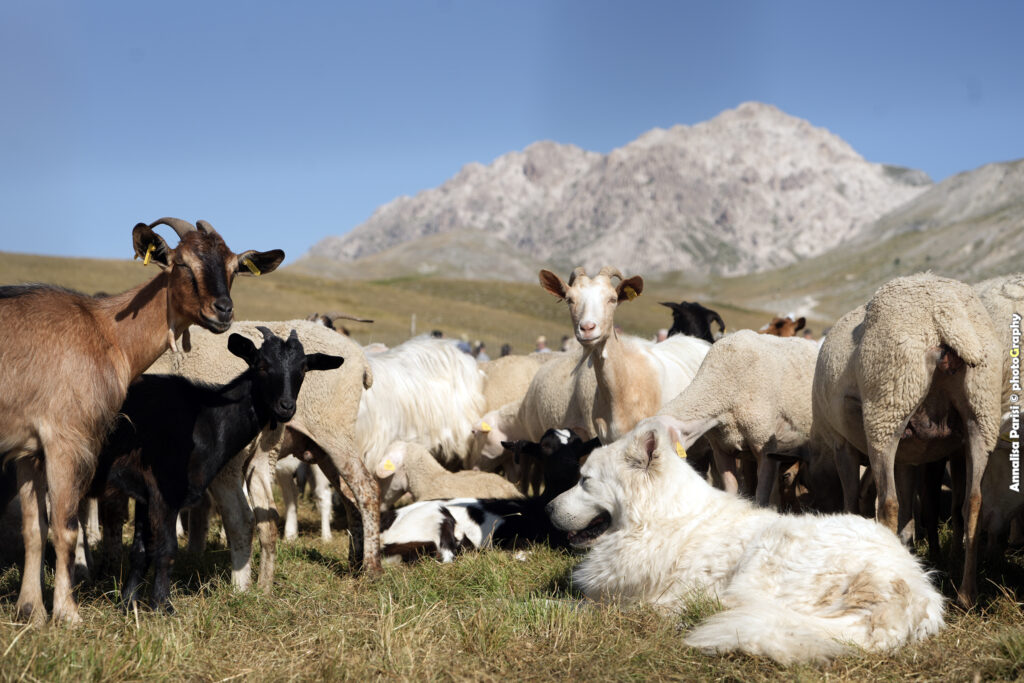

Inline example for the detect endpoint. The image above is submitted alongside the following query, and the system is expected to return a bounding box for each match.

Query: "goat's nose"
[277,398,296,414]
[580,321,596,333]
[213,297,233,320]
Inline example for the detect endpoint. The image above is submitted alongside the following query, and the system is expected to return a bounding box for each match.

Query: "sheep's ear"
[539,269,568,300]
[306,352,344,372]
[375,448,404,479]
[617,275,644,303]
[227,333,259,365]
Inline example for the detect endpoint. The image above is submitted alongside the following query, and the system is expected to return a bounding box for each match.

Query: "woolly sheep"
[146,319,380,589]
[375,441,524,503]
[812,273,1002,607]
[478,353,552,412]
[653,330,820,507]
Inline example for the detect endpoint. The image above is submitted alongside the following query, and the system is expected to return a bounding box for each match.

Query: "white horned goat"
[539,266,710,443]
[812,272,1002,607]
[0,217,283,625]
[653,330,820,507]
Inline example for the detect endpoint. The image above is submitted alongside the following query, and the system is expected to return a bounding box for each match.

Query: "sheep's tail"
[683,602,852,664]
[932,298,987,367]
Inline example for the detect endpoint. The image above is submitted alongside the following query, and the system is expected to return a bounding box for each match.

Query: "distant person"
[535,335,551,353]
[473,341,490,362]
[500,343,512,357]
[456,333,472,354]
[656,328,668,343]
[560,334,572,352]
[430,329,444,339]
[802,329,815,341]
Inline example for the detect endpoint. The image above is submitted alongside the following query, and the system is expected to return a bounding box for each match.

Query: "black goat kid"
[91,327,343,612]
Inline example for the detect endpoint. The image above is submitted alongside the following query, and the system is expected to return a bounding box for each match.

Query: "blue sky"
[1,1,1021,263]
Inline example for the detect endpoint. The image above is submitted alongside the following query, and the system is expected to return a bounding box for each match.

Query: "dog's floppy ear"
[627,427,661,471]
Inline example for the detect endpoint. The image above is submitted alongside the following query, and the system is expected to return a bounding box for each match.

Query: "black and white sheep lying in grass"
[380,429,600,562]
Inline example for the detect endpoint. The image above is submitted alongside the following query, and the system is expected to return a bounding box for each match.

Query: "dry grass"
[1,500,1022,682]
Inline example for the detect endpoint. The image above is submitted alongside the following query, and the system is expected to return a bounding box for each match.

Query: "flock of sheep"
[1,217,1022,639]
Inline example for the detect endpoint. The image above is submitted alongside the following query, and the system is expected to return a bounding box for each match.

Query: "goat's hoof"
[15,601,48,627]
[52,606,84,627]
[150,600,175,616]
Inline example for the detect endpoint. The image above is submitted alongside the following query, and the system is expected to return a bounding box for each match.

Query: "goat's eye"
[566,297,575,306]
[608,297,617,304]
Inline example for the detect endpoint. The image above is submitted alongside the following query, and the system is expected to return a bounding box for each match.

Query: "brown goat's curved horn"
[567,267,588,286]
[324,311,374,324]
[196,219,219,236]
[148,217,196,239]
[256,326,275,342]
[597,266,623,281]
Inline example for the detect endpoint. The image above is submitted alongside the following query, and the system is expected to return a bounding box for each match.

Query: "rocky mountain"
[298,102,931,278]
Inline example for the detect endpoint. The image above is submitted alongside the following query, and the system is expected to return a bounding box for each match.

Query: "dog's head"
[545,417,698,548]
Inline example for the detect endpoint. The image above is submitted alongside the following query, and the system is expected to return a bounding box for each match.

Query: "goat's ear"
[227,334,259,365]
[794,317,807,333]
[235,249,285,277]
[616,275,644,303]
[538,269,568,300]
[132,223,173,269]
[305,353,344,372]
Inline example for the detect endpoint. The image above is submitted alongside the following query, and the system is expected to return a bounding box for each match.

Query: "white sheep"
[972,273,1024,553]
[812,273,1002,607]
[374,440,524,503]
[539,267,710,443]
[146,319,380,589]
[478,353,552,412]
[653,330,820,507]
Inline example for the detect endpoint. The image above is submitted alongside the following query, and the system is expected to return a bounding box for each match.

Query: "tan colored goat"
[0,217,283,624]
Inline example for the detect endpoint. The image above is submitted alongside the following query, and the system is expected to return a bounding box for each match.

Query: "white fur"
[547,418,944,664]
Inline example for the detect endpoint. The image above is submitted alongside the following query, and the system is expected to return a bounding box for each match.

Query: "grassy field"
[3,249,1023,680]
[0,502,1023,682]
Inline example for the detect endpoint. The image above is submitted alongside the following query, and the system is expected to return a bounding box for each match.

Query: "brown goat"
[0,217,283,624]
[759,315,806,337]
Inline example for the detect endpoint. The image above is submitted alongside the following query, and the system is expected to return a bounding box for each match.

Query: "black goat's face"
[228,328,344,424]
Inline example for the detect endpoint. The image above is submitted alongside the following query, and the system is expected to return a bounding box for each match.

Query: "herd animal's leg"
[958,421,990,608]
[310,433,381,574]
[148,500,179,613]
[246,446,280,594]
[15,456,48,624]
[312,465,333,541]
[186,492,212,554]
[948,455,966,559]
[276,461,300,541]
[121,501,151,609]
[206,465,255,592]
[834,441,862,515]
[74,498,94,584]
[895,462,917,545]
[866,432,901,534]
[752,447,778,508]
[45,447,95,625]
[920,460,946,563]
[711,443,739,495]
[738,453,758,500]
[98,489,128,573]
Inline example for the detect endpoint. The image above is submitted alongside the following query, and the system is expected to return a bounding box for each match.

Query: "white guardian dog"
[546,417,944,664]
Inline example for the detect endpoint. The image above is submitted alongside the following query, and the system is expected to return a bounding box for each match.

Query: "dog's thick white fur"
[546,417,945,664]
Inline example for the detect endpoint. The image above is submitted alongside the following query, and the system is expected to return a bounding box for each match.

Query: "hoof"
[15,601,48,627]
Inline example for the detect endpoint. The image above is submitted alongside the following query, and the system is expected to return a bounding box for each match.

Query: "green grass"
[1,497,1023,681]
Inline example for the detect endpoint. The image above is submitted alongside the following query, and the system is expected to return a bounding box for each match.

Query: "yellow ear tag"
[675,442,687,459]
[480,421,492,433]
[242,257,261,276]
[143,243,155,266]
[624,285,638,301]
[382,459,396,472]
